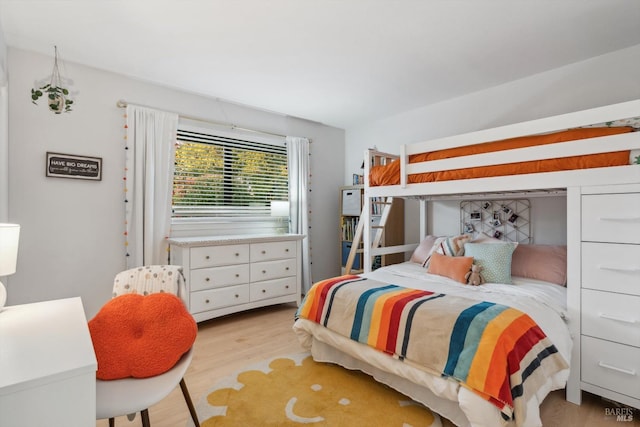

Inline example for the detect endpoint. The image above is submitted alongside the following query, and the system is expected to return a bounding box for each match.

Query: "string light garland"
[123,113,130,259]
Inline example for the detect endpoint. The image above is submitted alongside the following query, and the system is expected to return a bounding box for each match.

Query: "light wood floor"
[97,303,638,427]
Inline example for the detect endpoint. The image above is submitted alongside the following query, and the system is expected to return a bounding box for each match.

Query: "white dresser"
[169,234,304,322]
[577,184,640,409]
[0,297,97,427]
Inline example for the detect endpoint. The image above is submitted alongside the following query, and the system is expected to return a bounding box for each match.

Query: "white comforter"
[293,262,572,427]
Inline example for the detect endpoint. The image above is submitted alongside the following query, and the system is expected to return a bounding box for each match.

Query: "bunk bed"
[294,100,640,427]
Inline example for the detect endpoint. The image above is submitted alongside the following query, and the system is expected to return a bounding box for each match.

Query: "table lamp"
[270,201,290,218]
[0,223,20,308]
[270,201,290,233]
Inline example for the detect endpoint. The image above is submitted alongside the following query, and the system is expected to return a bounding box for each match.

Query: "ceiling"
[1,1,640,129]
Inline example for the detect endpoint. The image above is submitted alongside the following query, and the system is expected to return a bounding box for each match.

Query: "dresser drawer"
[582,193,640,244]
[250,277,297,302]
[582,242,640,296]
[581,336,640,400]
[190,264,249,292]
[250,258,296,282]
[191,244,249,269]
[582,289,640,348]
[250,241,296,262]
[190,284,249,313]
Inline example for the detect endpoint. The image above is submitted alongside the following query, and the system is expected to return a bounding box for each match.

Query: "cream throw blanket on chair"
[112,265,185,302]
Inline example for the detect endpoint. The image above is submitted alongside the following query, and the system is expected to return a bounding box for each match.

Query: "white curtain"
[125,105,178,268]
[287,136,313,294]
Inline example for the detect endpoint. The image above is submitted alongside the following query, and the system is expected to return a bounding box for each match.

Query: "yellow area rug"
[191,352,442,427]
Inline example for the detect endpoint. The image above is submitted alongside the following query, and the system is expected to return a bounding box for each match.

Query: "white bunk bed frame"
[360,99,640,409]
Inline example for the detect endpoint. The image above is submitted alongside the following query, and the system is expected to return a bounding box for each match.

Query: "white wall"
[0,20,6,79]
[346,44,640,245]
[7,47,345,317]
[0,22,7,222]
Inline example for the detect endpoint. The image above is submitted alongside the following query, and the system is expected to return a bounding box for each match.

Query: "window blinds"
[173,129,288,218]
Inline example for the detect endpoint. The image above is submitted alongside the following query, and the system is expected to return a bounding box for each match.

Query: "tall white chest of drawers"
[573,183,640,410]
[169,234,304,322]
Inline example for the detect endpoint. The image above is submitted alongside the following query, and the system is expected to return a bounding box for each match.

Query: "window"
[172,128,288,219]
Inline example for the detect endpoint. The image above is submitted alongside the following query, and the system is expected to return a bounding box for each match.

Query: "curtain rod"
[116,100,288,140]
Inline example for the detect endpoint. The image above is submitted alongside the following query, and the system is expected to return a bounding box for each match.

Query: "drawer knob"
[285,248,289,252]
[261,250,266,254]
[235,294,239,298]
[235,252,240,257]
[285,285,289,289]
[205,277,210,282]
[205,255,210,260]
[262,289,266,293]
[285,267,289,271]
[235,273,240,278]
[205,299,210,304]
[262,270,266,274]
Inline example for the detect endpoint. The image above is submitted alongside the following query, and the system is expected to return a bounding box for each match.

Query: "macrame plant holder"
[31,46,74,114]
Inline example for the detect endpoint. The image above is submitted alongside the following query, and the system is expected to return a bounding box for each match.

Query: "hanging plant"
[31,46,74,114]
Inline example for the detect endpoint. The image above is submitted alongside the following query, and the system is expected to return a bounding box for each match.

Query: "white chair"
[94,265,199,427]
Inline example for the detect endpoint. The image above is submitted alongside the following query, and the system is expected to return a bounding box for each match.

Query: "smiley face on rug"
[196,353,441,427]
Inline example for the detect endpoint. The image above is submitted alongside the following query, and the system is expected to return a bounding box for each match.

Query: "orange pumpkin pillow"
[427,252,474,284]
[89,293,197,380]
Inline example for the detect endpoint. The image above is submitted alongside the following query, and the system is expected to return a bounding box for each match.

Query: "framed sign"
[46,152,102,181]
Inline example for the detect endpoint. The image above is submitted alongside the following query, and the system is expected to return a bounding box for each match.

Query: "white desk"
[0,297,97,427]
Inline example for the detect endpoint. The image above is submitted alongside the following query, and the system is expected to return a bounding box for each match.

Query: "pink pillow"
[511,244,567,286]
[427,252,474,284]
[410,235,439,265]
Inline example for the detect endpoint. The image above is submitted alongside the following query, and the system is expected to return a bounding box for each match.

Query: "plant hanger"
[31,46,74,114]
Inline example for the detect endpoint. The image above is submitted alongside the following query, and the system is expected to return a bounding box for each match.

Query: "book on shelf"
[341,217,359,241]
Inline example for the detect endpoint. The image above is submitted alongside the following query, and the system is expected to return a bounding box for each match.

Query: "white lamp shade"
[270,201,290,217]
[0,224,20,276]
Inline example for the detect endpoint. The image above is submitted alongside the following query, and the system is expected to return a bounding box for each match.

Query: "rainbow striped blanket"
[296,275,569,421]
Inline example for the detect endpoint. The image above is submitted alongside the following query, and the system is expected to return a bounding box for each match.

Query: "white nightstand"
[0,297,97,427]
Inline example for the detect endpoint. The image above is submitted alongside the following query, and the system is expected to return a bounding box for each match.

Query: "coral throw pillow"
[427,252,474,284]
[89,293,197,380]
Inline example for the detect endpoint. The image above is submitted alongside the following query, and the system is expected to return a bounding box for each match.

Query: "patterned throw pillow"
[423,234,472,268]
[463,242,517,284]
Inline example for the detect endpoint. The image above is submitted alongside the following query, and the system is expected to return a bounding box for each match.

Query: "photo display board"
[460,199,531,243]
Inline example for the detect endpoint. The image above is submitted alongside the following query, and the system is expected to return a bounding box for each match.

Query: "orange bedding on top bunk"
[370,126,634,186]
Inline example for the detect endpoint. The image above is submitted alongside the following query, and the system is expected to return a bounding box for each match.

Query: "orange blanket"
[370,127,634,186]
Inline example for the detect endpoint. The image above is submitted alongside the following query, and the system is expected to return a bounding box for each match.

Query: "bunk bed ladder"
[344,196,394,274]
